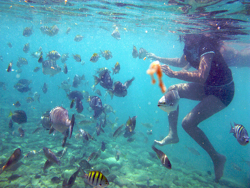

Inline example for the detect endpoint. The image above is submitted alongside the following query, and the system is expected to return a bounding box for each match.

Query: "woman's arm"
[162,53,214,84]
[147,53,189,68]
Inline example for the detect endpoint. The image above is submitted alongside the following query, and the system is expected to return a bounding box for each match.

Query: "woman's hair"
[180,33,222,51]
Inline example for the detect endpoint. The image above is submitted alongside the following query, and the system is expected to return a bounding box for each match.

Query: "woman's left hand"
[161,65,175,78]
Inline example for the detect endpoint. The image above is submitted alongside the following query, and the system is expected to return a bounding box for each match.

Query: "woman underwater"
[152,34,234,183]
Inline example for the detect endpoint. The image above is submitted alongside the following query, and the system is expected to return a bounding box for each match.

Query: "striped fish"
[85,171,109,188]
[230,122,249,146]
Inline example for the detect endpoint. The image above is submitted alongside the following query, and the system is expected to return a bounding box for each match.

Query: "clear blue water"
[0,0,250,187]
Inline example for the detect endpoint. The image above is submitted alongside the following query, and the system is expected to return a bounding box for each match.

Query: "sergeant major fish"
[152,145,171,169]
[230,122,249,145]
[112,62,120,75]
[158,90,180,114]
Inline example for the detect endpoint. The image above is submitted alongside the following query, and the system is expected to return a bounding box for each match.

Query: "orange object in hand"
[146,61,166,93]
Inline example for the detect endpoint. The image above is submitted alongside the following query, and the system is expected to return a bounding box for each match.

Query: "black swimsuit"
[183,39,234,106]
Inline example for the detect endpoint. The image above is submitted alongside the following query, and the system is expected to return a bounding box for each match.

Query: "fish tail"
[69,114,75,139]
[229,122,234,133]
[107,90,114,100]
[112,68,115,75]
[8,111,13,118]
[93,76,100,86]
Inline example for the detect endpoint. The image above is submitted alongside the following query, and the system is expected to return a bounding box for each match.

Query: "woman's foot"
[154,134,179,146]
[213,153,226,183]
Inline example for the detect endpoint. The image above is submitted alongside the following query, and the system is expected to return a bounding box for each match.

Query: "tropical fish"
[83,171,109,188]
[124,116,137,138]
[124,77,135,89]
[66,27,71,34]
[138,48,147,59]
[23,43,30,53]
[43,159,54,172]
[42,60,61,77]
[95,89,102,96]
[230,122,249,145]
[111,28,121,40]
[68,90,83,101]
[113,124,124,138]
[14,79,32,93]
[26,97,34,103]
[8,174,22,183]
[132,45,138,58]
[49,106,75,147]
[74,35,83,42]
[101,141,106,152]
[108,81,127,99]
[7,62,13,72]
[42,83,48,94]
[158,90,180,114]
[94,70,113,90]
[63,63,68,74]
[18,127,25,137]
[16,57,28,68]
[141,122,153,128]
[79,129,93,141]
[152,145,171,169]
[13,101,21,108]
[62,168,80,188]
[185,146,200,156]
[43,147,61,165]
[8,110,27,124]
[73,54,81,62]
[100,50,112,60]
[23,27,32,37]
[47,50,61,61]
[7,42,12,48]
[75,98,83,113]
[33,67,40,72]
[90,53,100,63]
[38,55,44,63]
[72,74,84,88]
[33,92,40,103]
[87,151,101,162]
[61,53,69,63]
[112,62,120,75]
[88,96,103,111]
[0,148,22,174]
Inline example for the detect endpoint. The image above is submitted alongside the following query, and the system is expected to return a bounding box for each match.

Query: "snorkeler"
[153,34,234,183]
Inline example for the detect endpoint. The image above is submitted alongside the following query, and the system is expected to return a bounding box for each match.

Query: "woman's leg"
[154,83,206,145]
[182,95,226,182]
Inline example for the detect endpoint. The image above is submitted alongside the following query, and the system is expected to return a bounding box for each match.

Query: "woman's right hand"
[146,53,160,61]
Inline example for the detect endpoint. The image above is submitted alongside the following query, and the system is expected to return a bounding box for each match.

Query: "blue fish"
[230,122,249,146]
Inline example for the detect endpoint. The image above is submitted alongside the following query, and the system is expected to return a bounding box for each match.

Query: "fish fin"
[49,126,54,134]
[62,136,67,148]
[8,111,13,118]
[229,122,234,133]
[93,76,100,86]
[69,114,75,139]
[107,90,114,99]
